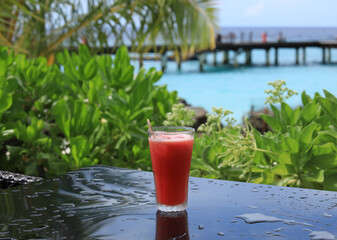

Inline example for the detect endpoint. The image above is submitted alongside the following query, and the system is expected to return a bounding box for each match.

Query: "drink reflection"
[156,210,189,240]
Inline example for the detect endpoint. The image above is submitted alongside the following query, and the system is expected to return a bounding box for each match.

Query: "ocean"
[132,27,337,123]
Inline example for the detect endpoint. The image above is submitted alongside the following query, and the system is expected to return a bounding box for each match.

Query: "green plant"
[0,45,178,176]
[251,82,337,191]
[189,108,256,180]
[265,80,298,104]
[164,79,337,191]
[163,103,196,126]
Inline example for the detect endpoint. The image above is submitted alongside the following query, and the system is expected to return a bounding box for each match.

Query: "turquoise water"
[133,47,337,123]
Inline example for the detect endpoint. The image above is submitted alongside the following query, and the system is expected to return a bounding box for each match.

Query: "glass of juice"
[148,126,195,212]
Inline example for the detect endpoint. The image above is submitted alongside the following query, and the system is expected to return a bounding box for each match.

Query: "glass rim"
[148,126,195,135]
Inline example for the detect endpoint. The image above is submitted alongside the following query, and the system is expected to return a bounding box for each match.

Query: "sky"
[218,0,337,27]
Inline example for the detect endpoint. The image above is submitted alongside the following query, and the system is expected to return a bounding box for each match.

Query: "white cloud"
[244,1,265,16]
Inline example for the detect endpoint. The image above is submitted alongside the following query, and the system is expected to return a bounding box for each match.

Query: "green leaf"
[270,104,281,121]
[128,126,147,139]
[299,122,318,150]
[250,166,266,173]
[250,177,263,184]
[70,135,92,169]
[293,107,301,124]
[26,126,37,141]
[156,101,166,116]
[315,130,337,145]
[301,91,312,106]
[79,44,91,62]
[281,102,291,123]
[317,97,337,127]
[0,89,12,112]
[302,169,324,183]
[270,164,290,176]
[27,66,39,83]
[301,102,320,123]
[3,76,19,93]
[84,58,98,80]
[261,115,282,132]
[323,173,337,191]
[53,99,71,139]
[284,136,299,153]
[202,145,222,165]
[323,89,337,103]
[281,102,299,127]
[132,145,141,157]
[309,154,337,169]
[31,117,45,132]
[192,157,218,174]
[0,60,7,77]
[313,142,337,155]
[278,151,292,164]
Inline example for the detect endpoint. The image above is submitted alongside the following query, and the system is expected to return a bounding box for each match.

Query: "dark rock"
[188,106,208,130]
[178,98,191,107]
[179,98,208,130]
[0,171,43,190]
[246,107,272,133]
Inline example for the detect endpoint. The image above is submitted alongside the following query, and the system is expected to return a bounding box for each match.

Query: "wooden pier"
[204,41,337,69]
[87,41,337,72]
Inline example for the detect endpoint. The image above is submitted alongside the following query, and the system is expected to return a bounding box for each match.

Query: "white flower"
[65,147,71,154]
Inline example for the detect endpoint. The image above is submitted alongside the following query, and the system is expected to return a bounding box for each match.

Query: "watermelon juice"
[148,126,194,212]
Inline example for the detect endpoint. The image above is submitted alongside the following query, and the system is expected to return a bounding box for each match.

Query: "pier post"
[322,48,326,64]
[177,50,182,70]
[275,48,278,65]
[234,51,238,67]
[245,50,252,65]
[295,48,299,65]
[161,54,167,72]
[265,49,270,66]
[249,50,252,64]
[302,47,306,64]
[327,48,331,63]
[213,51,217,66]
[223,50,229,64]
[199,53,205,72]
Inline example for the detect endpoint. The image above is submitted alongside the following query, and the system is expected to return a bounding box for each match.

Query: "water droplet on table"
[198,225,204,229]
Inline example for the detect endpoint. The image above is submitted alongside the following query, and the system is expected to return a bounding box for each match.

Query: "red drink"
[148,126,194,212]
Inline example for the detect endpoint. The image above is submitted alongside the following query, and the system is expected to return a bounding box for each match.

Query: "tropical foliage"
[0,0,218,61]
[1,41,336,192]
[0,45,177,176]
[165,80,337,191]
[253,88,337,191]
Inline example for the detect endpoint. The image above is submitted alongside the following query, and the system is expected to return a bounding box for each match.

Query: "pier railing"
[69,41,337,71]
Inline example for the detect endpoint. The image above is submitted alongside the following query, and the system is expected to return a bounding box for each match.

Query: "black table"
[0,165,336,239]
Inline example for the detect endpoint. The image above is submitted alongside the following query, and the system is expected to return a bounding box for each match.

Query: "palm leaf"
[0,0,219,59]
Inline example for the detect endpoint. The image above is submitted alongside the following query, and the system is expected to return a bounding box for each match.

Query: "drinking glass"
[148,126,195,212]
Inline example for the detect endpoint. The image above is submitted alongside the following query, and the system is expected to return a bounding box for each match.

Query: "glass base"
[157,201,187,212]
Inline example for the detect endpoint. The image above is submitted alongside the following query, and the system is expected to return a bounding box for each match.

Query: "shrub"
[164,80,337,191]
[0,45,178,177]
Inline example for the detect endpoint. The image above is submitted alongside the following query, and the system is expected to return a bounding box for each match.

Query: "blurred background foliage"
[0,0,218,62]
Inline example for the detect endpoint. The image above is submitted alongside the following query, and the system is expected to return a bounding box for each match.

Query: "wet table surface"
[0,165,336,240]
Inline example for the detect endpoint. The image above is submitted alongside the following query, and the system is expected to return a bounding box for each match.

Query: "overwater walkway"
[83,40,337,71]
